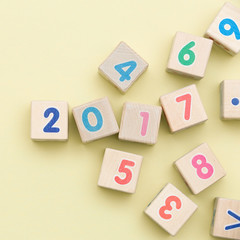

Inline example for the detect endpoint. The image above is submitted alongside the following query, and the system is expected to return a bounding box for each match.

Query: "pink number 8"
[192,154,214,179]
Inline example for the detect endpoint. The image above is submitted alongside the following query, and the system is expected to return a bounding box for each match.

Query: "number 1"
[176,93,192,120]
[140,111,149,136]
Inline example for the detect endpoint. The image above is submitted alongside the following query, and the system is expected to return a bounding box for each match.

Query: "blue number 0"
[219,18,240,40]
[43,107,60,133]
[82,107,103,132]
[114,61,137,82]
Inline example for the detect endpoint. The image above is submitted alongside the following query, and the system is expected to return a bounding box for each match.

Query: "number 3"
[159,196,182,220]
[114,159,135,185]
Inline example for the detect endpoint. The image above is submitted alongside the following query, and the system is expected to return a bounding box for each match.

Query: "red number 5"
[159,196,182,220]
[114,160,135,185]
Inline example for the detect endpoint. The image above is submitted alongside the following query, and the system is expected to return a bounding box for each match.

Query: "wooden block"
[159,84,208,133]
[118,102,162,145]
[144,183,198,236]
[221,80,240,119]
[211,198,240,239]
[205,2,240,55]
[98,42,148,93]
[72,97,119,143]
[31,101,68,141]
[174,143,226,194]
[98,148,143,193]
[166,31,213,79]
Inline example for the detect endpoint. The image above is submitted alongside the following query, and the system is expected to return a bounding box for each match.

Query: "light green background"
[1,0,240,239]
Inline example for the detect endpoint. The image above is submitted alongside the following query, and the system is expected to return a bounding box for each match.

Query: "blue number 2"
[114,61,137,82]
[82,107,103,132]
[43,107,60,133]
[219,18,240,40]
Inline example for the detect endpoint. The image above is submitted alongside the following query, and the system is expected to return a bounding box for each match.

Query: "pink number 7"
[140,112,149,136]
[176,93,192,120]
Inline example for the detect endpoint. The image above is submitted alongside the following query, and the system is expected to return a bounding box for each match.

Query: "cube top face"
[98,42,148,93]
[144,183,198,236]
[212,198,240,239]
[175,143,226,194]
[160,84,208,133]
[31,101,68,141]
[221,80,240,119]
[98,148,143,193]
[118,102,162,145]
[167,32,213,79]
[205,2,240,55]
[72,97,119,143]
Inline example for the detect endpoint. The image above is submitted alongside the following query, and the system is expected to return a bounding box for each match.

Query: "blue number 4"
[114,61,137,82]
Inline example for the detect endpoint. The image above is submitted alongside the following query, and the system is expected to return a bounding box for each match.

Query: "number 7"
[176,93,192,120]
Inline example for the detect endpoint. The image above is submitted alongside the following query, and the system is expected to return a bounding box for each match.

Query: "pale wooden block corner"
[97,148,143,193]
[72,97,119,143]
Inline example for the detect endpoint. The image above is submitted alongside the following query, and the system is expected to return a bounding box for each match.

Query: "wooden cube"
[211,198,240,239]
[98,42,148,93]
[98,148,143,193]
[31,101,68,141]
[167,31,213,79]
[221,80,240,119]
[205,2,240,55]
[144,183,198,236]
[72,97,119,143]
[159,84,208,133]
[174,143,226,194]
[118,102,162,145]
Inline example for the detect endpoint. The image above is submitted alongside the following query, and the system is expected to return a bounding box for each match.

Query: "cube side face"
[160,84,208,133]
[31,101,68,141]
[97,148,143,193]
[72,97,119,143]
[99,42,148,93]
[205,2,240,55]
[221,80,240,119]
[175,143,226,194]
[144,183,197,236]
[167,32,213,79]
[118,102,162,145]
[212,198,240,239]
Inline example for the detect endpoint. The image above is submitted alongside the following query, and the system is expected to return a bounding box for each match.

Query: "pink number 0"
[176,93,192,120]
[140,112,149,136]
[159,196,182,220]
[192,154,214,179]
[114,159,135,185]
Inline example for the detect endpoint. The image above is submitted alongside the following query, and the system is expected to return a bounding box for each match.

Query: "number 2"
[176,93,192,120]
[43,107,60,133]
[191,154,214,179]
[219,18,240,40]
[159,196,182,220]
[114,61,137,82]
[114,159,135,185]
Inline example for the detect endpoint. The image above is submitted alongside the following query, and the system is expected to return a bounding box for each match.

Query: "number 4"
[176,93,192,121]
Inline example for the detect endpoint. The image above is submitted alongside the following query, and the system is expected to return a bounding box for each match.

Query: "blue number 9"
[219,18,240,40]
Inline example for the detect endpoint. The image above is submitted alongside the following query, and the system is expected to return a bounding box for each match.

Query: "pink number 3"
[176,93,192,120]
[159,196,182,220]
[192,154,214,179]
[114,160,135,185]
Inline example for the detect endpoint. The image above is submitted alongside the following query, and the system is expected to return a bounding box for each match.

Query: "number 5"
[114,159,135,185]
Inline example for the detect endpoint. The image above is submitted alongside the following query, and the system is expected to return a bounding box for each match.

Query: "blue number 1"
[43,107,60,133]
[219,18,240,40]
[114,61,137,82]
